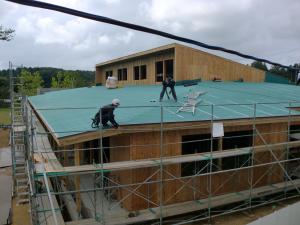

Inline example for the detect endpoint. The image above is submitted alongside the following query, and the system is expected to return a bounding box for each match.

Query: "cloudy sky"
[0,0,299,70]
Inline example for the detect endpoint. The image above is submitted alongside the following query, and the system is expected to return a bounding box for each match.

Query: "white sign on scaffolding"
[212,122,224,138]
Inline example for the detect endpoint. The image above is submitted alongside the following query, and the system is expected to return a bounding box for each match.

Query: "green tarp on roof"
[29,81,300,138]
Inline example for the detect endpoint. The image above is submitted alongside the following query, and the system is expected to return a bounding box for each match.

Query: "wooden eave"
[95,43,176,67]
[56,115,300,147]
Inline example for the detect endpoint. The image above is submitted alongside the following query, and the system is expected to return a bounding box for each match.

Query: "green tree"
[0,25,15,41]
[20,69,43,96]
[0,76,9,107]
[251,61,268,71]
[0,77,9,99]
[51,71,64,88]
[269,65,288,76]
[51,71,84,88]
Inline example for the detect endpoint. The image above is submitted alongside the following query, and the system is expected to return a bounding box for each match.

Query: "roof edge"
[96,43,177,67]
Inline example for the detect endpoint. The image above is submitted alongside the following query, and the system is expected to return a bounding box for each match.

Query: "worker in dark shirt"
[297,70,300,85]
[91,99,120,128]
[101,98,120,128]
[159,76,177,102]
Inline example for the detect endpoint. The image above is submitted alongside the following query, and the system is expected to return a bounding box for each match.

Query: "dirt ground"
[12,198,31,225]
[0,128,10,148]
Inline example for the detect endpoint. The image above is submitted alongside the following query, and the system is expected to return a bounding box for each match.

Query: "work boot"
[102,124,109,128]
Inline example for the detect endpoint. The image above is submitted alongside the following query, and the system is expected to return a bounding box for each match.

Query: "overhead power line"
[6,0,298,71]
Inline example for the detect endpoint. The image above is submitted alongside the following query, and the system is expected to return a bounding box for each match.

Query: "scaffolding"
[9,61,30,206]
[7,66,300,224]
[16,98,299,225]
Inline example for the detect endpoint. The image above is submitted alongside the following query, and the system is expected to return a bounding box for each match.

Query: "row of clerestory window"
[105,65,147,81]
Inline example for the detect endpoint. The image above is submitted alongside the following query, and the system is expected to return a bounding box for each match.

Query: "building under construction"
[10,44,300,225]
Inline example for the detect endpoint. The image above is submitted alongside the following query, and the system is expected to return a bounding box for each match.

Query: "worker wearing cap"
[159,75,177,102]
[101,98,120,128]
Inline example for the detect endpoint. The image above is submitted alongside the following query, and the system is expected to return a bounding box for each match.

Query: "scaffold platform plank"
[34,140,300,176]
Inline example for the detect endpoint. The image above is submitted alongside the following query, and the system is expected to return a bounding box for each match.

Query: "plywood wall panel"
[130,131,182,210]
[110,135,132,209]
[96,51,174,86]
[106,122,288,211]
[253,123,287,188]
[175,45,265,82]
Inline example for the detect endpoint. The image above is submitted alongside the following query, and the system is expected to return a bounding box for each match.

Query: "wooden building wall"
[175,44,265,82]
[95,50,174,86]
[108,122,287,211]
[253,123,286,187]
[95,44,265,86]
[110,135,132,209]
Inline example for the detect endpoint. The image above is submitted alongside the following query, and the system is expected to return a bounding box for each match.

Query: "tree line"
[1,61,299,106]
[250,61,300,81]
[0,67,94,103]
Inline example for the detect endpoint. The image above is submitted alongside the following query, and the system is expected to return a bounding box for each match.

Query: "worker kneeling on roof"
[91,99,120,129]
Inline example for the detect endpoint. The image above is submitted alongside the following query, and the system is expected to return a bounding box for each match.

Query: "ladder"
[9,61,30,205]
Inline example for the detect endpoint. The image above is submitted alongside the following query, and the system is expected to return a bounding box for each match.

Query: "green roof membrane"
[28,82,300,138]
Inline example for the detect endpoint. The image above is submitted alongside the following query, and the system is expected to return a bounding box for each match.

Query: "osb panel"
[109,135,132,210]
[108,122,288,211]
[130,131,181,210]
[253,123,287,188]
[96,51,174,86]
[175,45,265,82]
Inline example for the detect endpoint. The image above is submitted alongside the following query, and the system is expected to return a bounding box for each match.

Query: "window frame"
[105,70,113,80]
[181,134,219,177]
[117,68,128,81]
[134,66,140,80]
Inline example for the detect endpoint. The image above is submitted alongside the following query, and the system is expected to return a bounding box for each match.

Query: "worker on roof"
[91,98,120,129]
[159,75,177,102]
[297,70,300,85]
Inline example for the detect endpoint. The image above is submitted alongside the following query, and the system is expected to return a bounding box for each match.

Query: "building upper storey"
[95,43,265,86]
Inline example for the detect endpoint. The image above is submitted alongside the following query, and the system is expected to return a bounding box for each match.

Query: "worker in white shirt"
[297,70,300,85]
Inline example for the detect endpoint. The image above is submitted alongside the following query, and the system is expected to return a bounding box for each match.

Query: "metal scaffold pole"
[249,103,257,209]
[208,104,214,220]
[284,102,292,197]
[99,109,105,224]
[159,105,164,225]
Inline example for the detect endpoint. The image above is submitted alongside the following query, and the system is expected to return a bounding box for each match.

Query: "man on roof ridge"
[159,75,177,102]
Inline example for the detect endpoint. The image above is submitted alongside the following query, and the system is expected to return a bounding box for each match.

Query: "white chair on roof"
[176,91,206,115]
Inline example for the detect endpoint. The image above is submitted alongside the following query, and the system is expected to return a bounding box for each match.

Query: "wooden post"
[63,145,69,167]
[74,143,82,216]
[218,137,223,168]
[89,141,94,164]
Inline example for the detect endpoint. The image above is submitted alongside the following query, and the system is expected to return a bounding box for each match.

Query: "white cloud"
[35,17,73,44]
[16,17,37,36]
[42,0,84,9]
[116,31,134,44]
[98,35,110,44]
[147,0,249,21]
[74,36,93,51]
[103,0,120,4]
[1,0,300,70]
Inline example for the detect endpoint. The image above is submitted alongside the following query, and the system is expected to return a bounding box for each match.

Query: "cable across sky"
[5,0,298,71]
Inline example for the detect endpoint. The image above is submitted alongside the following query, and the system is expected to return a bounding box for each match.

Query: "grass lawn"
[0,108,11,125]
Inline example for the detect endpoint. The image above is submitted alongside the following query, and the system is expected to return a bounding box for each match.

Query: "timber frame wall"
[28,101,300,225]
[95,43,265,85]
